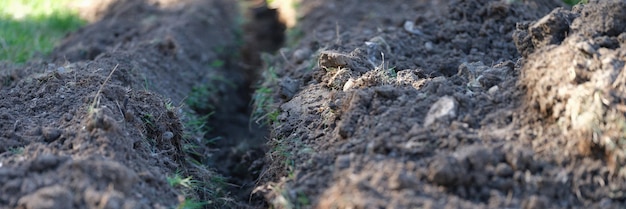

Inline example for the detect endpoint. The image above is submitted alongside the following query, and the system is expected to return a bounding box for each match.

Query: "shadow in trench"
[204,1,285,206]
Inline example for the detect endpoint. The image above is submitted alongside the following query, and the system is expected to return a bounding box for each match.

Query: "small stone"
[488,86,499,95]
[42,128,62,142]
[424,96,457,127]
[162,132,174,140]
[425,42,434,51]
[403,21,425,36]
[343,78,355,91]
[575,42,597,55]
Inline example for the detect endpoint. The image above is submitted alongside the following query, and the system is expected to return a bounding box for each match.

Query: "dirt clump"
[516,0,626,204]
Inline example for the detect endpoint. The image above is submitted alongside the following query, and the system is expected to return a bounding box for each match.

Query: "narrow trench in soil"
[201,1,285,206]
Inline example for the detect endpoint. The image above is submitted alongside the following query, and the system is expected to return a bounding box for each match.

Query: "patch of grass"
[210,59,225,68]
[0,0,86,63]
[296,191,310,208]
[186,76,235,113]
[177,199,206,209]
[562,0,587,5]
[252,66,280,125]
[285,26,304,47]
[179,111,214,166]
[168,172,196,189]
[165,100,176,111]
[167,172,208,209]
[273,139,295,175]
[167,170,234,209]
[186,84,215,111]
[142,74,151,91]
[8,146,24,155]
[252,87,275,123]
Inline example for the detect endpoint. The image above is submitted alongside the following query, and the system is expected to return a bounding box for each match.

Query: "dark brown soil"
[3,0,626,208]
[254,0,626,208]
[0,0,273,208]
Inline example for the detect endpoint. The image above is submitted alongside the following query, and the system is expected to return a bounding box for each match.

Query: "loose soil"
[255,0,626,208]
[2,0,626,209]
[0,0,277,208]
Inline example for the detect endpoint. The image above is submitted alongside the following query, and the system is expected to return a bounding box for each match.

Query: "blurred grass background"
[0,0,85,63]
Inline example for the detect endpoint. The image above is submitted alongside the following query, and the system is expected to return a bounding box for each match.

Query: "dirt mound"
[0,0,255,208]
[515,0,626,204]
[254,0,626,208]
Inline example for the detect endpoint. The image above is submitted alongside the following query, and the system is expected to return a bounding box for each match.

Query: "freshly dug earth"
[0,0,267,208]
[255,0,626,208]
[3,0,626,208]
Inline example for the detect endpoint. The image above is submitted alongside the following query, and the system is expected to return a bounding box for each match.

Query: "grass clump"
[252,65,280,125]
[0,0,86,63]
[562,0,587,5]
[167,170,234,209]
[167,172,208,209]
[185,76,235,113]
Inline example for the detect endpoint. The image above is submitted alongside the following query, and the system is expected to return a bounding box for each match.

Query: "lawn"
[0,0,85,63]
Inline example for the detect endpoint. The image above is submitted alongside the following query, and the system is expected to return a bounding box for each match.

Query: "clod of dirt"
[513,8,577,57]
[570,0,626,37]
[519,0,626,175]
[457,61,514,90]
[41,128,62,143]
[318,51,358,70]
[494,163,513,177]
[28,155,69,172]
[403,21,425,36]
[17,185,74,209]
[85,106,120,133]
[428,156,468,186]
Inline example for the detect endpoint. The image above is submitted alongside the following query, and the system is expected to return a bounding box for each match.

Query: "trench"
[196,1,286,206]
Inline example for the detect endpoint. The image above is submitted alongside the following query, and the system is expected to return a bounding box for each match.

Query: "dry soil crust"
[256,0,626,208]
[0,0,264,208]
